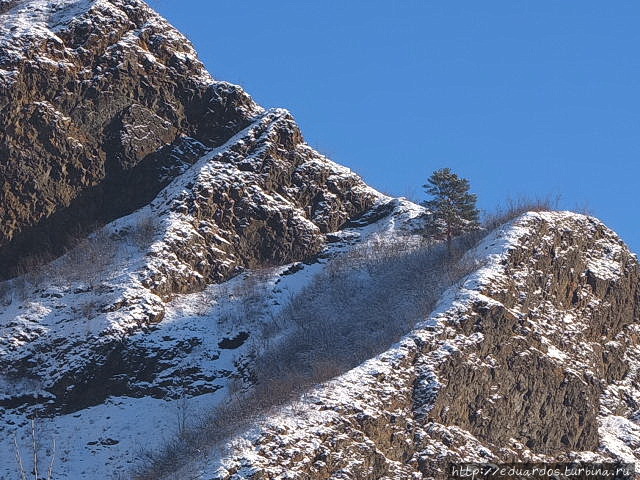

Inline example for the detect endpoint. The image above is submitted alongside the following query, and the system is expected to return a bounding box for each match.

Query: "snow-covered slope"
[0,193,423,479]
[3,209,639,479]
[1,1,639,479]
[160,212,640,480]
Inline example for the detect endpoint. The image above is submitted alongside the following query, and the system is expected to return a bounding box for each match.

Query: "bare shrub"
[250,238,457,389]
[227,269,276,324]
[11,277,28,302]
[482,195,558,231]
[3,224,121,293]
[572,200,594,216]
[174,393,191,440]
[9,252,53,292]
[4,215,155,290]
[132,370,314,480]
[13,417,56,480]
[131,215,158,249]
[57,230,118,288]
[0,281,11,306]
[73,299,99,321]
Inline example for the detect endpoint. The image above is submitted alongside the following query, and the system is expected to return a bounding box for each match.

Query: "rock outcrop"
[203,212,640,479]
[1,1,639,479]
[138,108,378,297]
[0,0,379,419]
[0,0,375,279]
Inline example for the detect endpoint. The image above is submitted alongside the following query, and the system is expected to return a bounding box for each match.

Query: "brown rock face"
[0,0,381,417]
[139,108,379,296]
[0,0,263,277]
[211,212,640,479]
[429,215,640,455]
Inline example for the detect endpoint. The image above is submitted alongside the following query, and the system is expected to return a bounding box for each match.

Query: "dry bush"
[56,230,118,288]
[3,223,120,295]
[482,195,558,231]
[131,214,158,249]
[133,368,316,480]
[0,281,12,306]
[74,299,99,321]
[10,277,28,303]
[572,201,594,216]
[133,230,487,480]
[9,252,53,293]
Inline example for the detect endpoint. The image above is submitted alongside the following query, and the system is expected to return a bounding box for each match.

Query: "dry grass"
[5,228,120,300]
[130,215,158,250]
[0,281,12,306]
[132,230,485,479]
[482,195,557,231]
[133,198,560,478]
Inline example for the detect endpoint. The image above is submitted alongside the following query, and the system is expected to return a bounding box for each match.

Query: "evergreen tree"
[421,168,480,242]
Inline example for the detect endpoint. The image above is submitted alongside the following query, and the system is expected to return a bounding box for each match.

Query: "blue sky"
[154,1,640,251]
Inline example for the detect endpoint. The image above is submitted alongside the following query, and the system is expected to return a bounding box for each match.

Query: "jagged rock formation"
[1,1,639,480]
[139,108,378,296]
[199,212,640,479]
[0,0,378,419]
[0,0,375,278]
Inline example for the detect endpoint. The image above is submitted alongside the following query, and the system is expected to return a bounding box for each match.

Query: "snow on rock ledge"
[135,107,382,296]
[0,0,263,275]
[188,212,640,480]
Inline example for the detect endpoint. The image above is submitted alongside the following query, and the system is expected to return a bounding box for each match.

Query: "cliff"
[0,1,638,479]
[182,212,640,479]
[0,0,376,280]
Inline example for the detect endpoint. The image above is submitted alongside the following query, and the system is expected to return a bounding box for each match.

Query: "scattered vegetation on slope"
[133,199,554,480]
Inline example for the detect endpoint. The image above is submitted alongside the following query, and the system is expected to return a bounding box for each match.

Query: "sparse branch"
[31,418,38,480]
[48,438,56,480]
[13,434,27,480]
[12,417,56,480]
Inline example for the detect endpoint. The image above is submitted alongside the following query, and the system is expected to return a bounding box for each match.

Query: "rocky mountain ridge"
[0,1,639,480]
[0,105,384,416]
[183,212,640,480]
[0,0,376,280]
[0,1,388,475]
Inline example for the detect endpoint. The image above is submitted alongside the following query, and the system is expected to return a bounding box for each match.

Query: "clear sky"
[153,1,639,251]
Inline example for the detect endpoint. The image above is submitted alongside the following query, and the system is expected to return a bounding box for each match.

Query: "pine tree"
[421,168,480,242]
